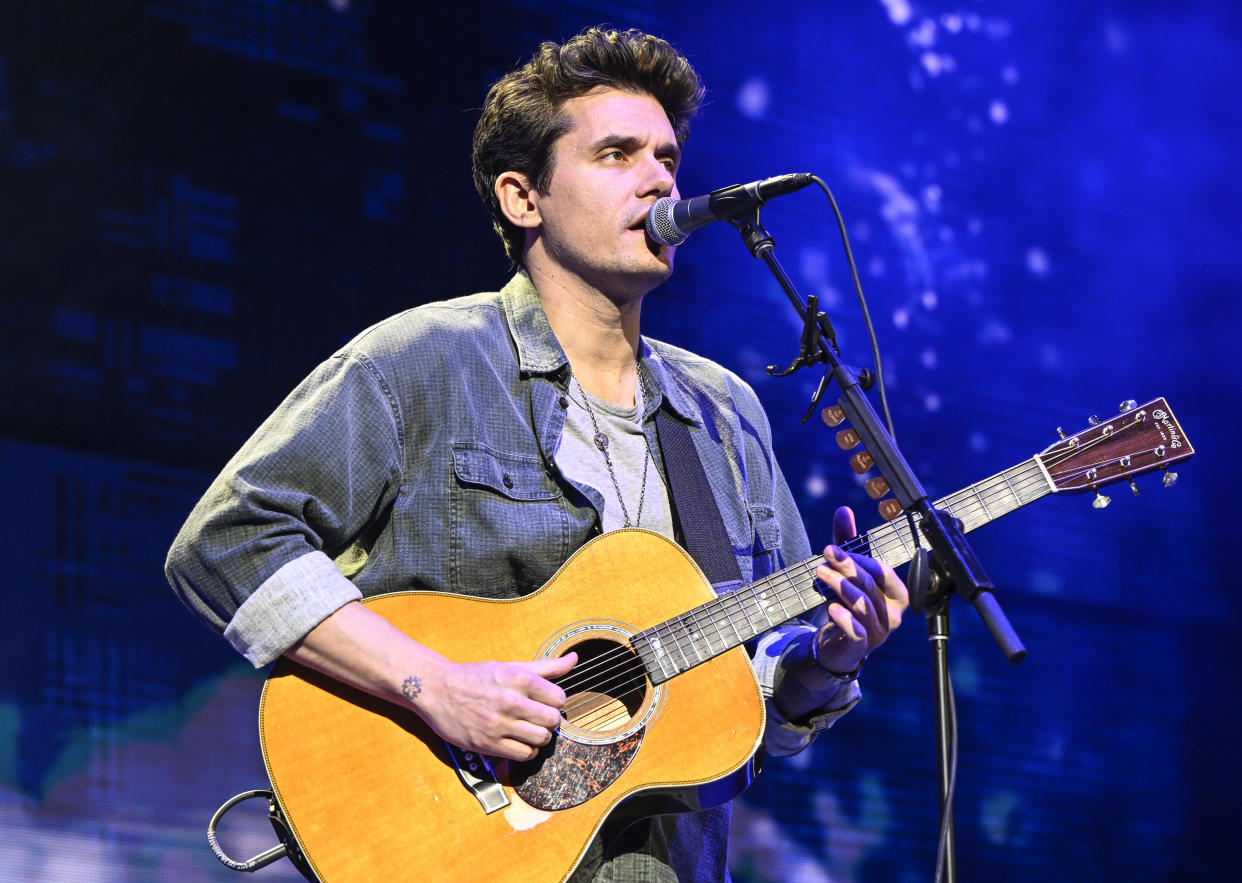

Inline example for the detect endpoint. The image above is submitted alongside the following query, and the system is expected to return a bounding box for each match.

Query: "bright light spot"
[968,431,988,453]
[736,77,770,120]
[1026,246,1050,277]
[818,285,841,308]
[868,256,886,278]
[921,52,944,76]
[893,307,910,329]
[967,216,983,234]
[880,0,912,26]
[921,347,937,369]
[941,13,963,33]
[1001,64,1020,85]
[908,19,937,48]
[924,392,941,412]
[805,473,829,499]
[800,247,829,283]
[921,289,938,309]
[989,100,1009,125]
[923,184,942,211]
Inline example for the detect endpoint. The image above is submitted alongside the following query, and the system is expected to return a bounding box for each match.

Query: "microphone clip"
[766,292,835,379]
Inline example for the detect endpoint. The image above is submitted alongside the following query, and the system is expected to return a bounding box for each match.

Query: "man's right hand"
[286,600,577,762]
[417,654,577,761]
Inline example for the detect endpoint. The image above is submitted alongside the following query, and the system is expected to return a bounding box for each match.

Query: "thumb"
[833,506,858,546]
[525,651,578,679]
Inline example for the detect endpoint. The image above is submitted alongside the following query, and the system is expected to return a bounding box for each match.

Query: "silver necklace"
[571,368,651,529]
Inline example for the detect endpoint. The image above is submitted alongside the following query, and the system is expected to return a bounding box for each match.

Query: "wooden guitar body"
[260,530,765,882]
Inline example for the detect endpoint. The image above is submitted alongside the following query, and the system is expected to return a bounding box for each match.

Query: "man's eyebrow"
[588,134,681,164]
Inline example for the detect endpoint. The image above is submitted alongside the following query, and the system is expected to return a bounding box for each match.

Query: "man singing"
[167,26,908,881]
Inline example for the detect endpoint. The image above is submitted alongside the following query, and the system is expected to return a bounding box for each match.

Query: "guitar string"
[559,460,1066,714]
[554,416,1162,720]
[557,461,1056,718]
[559,566,833,730]
[557,472,1050,729]
[557,568,824,725]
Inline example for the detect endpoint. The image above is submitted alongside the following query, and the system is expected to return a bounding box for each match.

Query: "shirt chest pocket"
[748,504,783,581]
[449,444,569,596]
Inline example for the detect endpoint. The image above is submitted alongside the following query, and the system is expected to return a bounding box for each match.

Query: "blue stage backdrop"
[2,1,1238,880]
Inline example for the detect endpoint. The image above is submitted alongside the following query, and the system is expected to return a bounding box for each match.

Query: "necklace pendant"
[594,432,609,452]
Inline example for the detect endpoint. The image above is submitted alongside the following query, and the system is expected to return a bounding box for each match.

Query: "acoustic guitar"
[258,398,1192,881]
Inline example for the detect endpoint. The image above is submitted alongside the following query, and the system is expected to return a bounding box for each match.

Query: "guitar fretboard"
[633,457,1053,684]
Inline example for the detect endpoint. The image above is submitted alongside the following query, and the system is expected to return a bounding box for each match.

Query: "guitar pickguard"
[510,730,644,811]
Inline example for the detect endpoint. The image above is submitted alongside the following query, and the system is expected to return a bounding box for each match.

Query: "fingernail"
[828,545,843,561]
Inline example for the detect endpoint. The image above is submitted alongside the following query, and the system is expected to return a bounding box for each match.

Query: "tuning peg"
[1119,400,1138,413]
[877,499,903,521]
[821,406,846,427]
[835,428,861,450]
[1056,426,1066,439]
[1092,490,1111,509]
[864,477,890,500]
[1088,415,1101,426]
[1129,480,1141,496]
[1162,469,1179,488]
[850,451,875,474]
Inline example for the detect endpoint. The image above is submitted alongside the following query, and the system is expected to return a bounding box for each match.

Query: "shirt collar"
[500,271,702,427]
[500,271,569,377]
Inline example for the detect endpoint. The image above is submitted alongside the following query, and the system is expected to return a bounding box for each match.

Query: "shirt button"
[502,474,514,489]
[558,395,569,409]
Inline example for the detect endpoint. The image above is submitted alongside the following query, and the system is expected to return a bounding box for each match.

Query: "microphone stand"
[727,209,1027,883]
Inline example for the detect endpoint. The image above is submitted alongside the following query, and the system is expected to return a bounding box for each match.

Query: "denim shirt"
[166,273,859,879]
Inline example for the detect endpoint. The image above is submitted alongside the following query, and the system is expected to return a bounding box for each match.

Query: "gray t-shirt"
[555,375,675,539]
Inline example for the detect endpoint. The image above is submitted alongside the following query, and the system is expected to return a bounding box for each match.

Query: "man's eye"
[602,149,626,162]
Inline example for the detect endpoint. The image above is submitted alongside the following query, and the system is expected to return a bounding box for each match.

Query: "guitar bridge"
[442,740,510,814]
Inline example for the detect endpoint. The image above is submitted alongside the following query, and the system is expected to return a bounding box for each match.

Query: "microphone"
[645,173,814,246]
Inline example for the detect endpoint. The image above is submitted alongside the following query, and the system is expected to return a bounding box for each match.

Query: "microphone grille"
[645,197,687,247]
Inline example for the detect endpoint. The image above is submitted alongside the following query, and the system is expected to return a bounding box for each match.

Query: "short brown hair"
[472,27,704,264]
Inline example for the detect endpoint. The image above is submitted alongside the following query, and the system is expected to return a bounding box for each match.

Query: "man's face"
[530,87,681,298]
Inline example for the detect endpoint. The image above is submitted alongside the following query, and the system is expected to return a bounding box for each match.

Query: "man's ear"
[495,171,541,229]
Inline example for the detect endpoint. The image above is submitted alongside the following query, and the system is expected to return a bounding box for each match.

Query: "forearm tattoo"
[401,675,423,702]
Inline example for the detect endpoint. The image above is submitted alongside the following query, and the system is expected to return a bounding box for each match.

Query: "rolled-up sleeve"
[753,624,862,757]
[165,350,403,666]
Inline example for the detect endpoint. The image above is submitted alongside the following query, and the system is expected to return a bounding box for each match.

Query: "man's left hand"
[812,506,909,676]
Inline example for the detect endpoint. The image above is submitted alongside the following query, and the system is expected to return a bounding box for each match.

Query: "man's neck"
[526,264,649,408]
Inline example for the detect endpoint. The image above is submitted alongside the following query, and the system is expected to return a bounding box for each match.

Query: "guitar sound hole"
[558,637,647,735]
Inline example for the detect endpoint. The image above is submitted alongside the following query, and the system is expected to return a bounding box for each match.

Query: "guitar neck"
[633,457,1052,684]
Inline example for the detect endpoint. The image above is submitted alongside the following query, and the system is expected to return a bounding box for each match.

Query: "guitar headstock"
[1037,398,1194,499]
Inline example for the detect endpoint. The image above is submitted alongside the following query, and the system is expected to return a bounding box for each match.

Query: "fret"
[740,585,772,634]
[677,610,706,664]
[651,621,689,677]
[970,482,993,522]
[999,466,1021,509]
[717,591,747,646]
